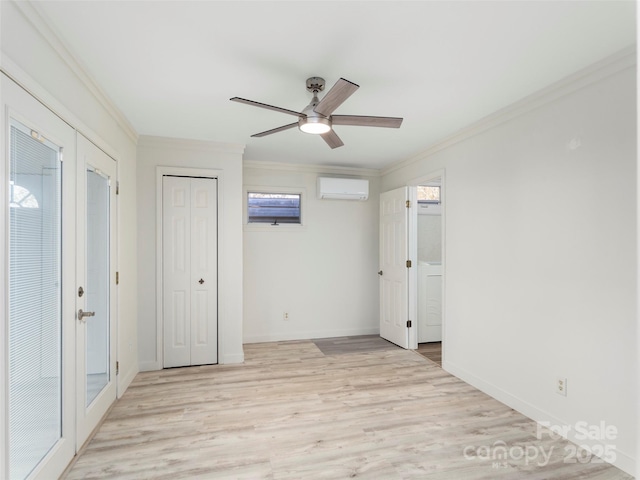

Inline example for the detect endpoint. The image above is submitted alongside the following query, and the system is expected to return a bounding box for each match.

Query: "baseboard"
[243,326,380,344]
[221,352,244,364]
[117,364,138,398]
[139,353,244,369]
[138,360,161,372]
[444,360,635,476]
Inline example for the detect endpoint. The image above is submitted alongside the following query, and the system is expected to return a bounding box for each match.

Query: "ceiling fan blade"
[230,97,304,117]
[313,78,359,117]
[320,129,344,149]
[251,122,299,138]
[332,115,403,128]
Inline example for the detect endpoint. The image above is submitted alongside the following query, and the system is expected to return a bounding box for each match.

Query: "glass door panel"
[85,168,110,406]
[75,133,117,449]
[8,120,62,479]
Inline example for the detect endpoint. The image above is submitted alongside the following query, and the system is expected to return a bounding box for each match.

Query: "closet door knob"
[198,278,205,284]
[378,270,383,276]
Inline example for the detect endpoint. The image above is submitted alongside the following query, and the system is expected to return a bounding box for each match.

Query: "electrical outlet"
[556,377,567,396]
[283,311,289,321]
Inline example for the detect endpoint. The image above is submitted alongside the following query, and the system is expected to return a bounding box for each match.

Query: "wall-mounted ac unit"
[317,177,369,201]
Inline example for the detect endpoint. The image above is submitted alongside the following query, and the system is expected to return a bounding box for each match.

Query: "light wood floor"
[417,342,442,366]
[65,338,631,479]
[312,335,400,356]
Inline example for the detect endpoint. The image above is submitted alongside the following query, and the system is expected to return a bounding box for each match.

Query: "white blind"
[9,121,62,480]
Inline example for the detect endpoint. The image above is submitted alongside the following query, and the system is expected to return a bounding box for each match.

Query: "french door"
[3,74,117,478]
[75,134,117,448]
[3,74,76,480]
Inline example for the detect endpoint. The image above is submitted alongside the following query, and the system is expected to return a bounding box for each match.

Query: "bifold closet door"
[162,176,218,368]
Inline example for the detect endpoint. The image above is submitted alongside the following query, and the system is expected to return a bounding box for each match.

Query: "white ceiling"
[33,1,636,170]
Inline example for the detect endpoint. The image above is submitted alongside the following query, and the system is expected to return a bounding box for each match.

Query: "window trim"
[243,186,307,231]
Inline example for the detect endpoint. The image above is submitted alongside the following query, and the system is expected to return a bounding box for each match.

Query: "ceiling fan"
[230,77,403,149]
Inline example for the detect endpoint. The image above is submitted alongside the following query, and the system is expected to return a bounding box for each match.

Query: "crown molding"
[1,60,125,163]
[11,0,139,144]
[243,160,381,177]
[382,46,637,177]
[138,135,245,155]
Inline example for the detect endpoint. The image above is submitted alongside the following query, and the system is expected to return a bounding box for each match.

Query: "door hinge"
[406,200,410,208]
[407,320,412,328]
[116,272,119,285]
[116,361,120,375]
[406,260,412,268]
[116,181,120,195]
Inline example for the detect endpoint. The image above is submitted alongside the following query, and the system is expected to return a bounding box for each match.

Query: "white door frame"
[407,169,446,354]
[155,166,222,370]
[408,186,418,350]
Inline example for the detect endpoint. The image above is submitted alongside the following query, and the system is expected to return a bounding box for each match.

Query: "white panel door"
[189,178,218,365]
[75,134,117,449]
[379,187,410,348]
[163,176,191,368]
[3,74,76,480]
[163,176,218,368]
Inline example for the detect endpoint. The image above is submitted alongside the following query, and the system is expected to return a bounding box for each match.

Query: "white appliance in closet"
[418,262,442,343]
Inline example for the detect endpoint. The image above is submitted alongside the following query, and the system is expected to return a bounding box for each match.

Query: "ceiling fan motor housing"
[306,76,325,93]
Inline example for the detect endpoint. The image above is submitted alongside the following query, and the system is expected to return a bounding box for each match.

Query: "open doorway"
[414,178,443,366]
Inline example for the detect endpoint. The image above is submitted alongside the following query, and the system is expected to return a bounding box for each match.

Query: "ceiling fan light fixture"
[299,116,331,135]
[231,76,402,148]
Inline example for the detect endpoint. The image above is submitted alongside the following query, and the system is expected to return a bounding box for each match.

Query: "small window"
[417,186,440,204]
[247,192,301,225]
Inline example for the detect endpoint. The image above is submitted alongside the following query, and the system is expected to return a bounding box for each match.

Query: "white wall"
[1,0,139,394]
[137,136,245,369]
[243,163,380,343]
[382,51,636,474]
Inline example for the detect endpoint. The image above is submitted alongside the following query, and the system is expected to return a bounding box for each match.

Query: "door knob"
[198,278,205,284]
[78,309,95,321]
[378,270,383,276]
